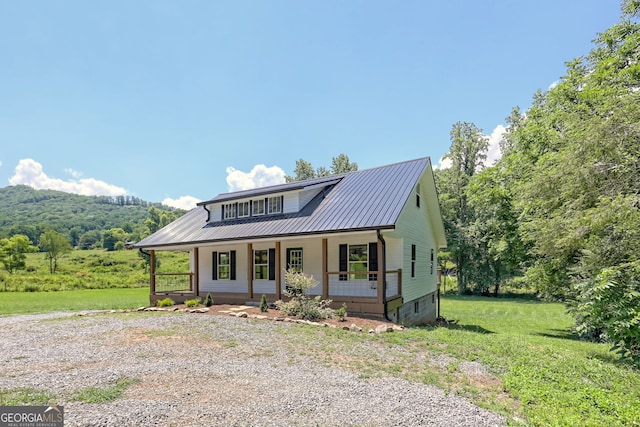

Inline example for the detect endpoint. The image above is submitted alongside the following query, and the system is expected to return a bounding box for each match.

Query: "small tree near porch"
[276,269,340,321]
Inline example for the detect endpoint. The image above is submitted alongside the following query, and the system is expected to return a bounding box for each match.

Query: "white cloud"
[9,158,127,196]
[64,168,83,179]
[162,195,201,210]
[226,164,286,192]
[435,156,452,170]
[485,124,506,167]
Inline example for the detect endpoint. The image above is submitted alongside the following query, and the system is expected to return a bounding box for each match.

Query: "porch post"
[275,241,282,300]
[247,243,253,299]
[150,250,156,294]
[193,247,199,297]
[322,238,328,299]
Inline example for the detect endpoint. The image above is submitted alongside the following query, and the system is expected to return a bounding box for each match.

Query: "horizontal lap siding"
[388,171,438,302]
[253,281,275,295]
[280,239,323,295]
[199,243,247,294]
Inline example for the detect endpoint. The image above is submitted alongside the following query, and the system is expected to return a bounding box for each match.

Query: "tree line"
[436,2,639,361]
[0,185,184,248]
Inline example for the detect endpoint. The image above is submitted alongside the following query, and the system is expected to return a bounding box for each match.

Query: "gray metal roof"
[136,157,433,249]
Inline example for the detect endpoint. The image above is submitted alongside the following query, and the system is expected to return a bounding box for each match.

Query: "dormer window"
[238,201,250,218]
[267,196,282,214]
[253,199,265,215]
[223,203,236,219]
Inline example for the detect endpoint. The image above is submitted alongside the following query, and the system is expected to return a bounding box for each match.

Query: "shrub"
[259,294,269,312]
[184,298,200,307]
[276,269,335,321]
[204,293,214,307]
[335,303,347,321]
[156,297,175,307]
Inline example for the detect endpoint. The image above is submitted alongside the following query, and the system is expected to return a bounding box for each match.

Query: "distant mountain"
[0,185,184,245]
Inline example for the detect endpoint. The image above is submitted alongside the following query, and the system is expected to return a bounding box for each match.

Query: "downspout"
[377,229,392,322]
[203,204,211,222]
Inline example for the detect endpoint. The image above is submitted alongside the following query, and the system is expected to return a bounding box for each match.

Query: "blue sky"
[0,1,621,209]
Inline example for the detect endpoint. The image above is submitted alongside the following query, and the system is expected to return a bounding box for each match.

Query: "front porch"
[148,247,402,316]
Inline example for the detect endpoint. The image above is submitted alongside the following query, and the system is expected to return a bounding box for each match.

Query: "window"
[411,244,416,278]
[430,248,434,275]
[339,243,378,281]
[414,301,420,313]
[254,250,269,280]
[252,199,265,215]
[218,252,230,279]
[212,250,236,280]
[267,196,282,214]
[416,183,421,208]
[349,244,368,280]
[238,201,250,218]
[254,249,276,280]
[287,248,303,273]
[223,203,236,219]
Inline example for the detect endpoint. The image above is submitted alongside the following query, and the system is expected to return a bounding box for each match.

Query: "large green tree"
[497,3,640,359]
[437,122,489,294]
[39,230,72,273]
[0,234,38,274]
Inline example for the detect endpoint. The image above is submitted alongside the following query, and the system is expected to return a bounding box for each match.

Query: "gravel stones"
[0,312,505,426]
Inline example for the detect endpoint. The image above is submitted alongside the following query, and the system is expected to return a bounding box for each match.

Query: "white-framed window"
[238,201,250,218]
[339,243,377,281]
[218,251,230,279]
[223,203,236,219]
[252,199,265,215]
[267,196,282,214]
[254,249,269,280]
[212,250,235,280]
[349,244,368,280]
[287,248,303,273]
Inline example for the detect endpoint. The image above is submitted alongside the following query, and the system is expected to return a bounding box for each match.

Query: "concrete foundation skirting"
[393,292,437,326]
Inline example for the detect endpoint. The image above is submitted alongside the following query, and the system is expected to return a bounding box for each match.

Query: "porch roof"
[135,157,436,249]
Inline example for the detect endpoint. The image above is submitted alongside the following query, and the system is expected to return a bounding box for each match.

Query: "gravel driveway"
[0,312,505,426]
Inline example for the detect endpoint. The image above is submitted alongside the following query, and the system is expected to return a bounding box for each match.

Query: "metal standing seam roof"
[135,157,432,249]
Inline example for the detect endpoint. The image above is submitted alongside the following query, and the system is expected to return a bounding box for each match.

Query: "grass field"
[412,296,640,426]
[0,287,149,315]
[0,249,189,292]
[0,287,638,426]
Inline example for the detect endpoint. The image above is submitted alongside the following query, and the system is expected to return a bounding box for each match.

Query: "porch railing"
[153,272,193,293]
[327,269,402,299]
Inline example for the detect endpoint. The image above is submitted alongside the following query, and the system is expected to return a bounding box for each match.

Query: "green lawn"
[0,287,149,315]
[416,296,640,426]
